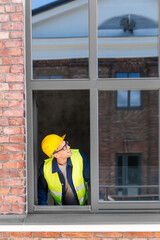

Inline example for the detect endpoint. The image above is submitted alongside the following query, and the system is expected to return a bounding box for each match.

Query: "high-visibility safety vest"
[43,149,88,205]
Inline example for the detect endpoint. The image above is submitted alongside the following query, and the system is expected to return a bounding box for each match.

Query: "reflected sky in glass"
[32,0,58,10]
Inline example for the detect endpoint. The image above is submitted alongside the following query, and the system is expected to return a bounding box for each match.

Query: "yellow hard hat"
[41,134,66,157]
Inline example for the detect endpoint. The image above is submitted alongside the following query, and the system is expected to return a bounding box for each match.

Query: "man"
[38,134,90,205]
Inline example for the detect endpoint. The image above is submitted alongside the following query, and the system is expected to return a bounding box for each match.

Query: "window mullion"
[90,88,99,212]
[89,0,98,80]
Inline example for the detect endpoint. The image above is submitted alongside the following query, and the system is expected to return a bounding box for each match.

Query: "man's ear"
[52,152,59,159]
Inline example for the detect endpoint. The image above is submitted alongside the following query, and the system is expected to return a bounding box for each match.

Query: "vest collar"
[52,157,72,173]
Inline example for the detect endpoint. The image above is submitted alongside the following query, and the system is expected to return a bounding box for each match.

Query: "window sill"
[0,213,160,231]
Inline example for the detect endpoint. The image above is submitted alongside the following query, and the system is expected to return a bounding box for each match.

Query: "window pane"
[32,0,89,79]
[117,91,128,107]
[98,0,158,78]
[130,90,141,107]
[34,90,90,205]
[99,90,159,201]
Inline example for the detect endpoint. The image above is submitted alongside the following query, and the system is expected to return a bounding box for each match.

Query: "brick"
[62,233,92,238]
[0,187,9,194]
[0,75,4,82]
[0,6,5,13]
[9,83,24,91]
[0,100,8,107]
[0,66,10,73]
[10,135,25,143]
[12,0,23,2]
[3,109,24,117]
[10,48,23,56]
[10,14,23,22]
[0,170,9,178]
[15,5,23,12]
[0,14,9,22]
[0,118,8,125]
[3,161,24,169]
[0,32,9,40]
[124,233,154,237]
[0,178,3,186]
[10,153,24,161]
[5,40,22,48]
[33,233,61,238]
[26,238,39,240]
[10,32,23,40]
[9,118,24,126]
[57,239,71,240]
[5,92,24,100]
[0,49,9,56]
[4,195,25,204]
[0,83,9,91]
[11,66,23,73]
[3,233,31,238]
[0,135,9,143]
[72,239,86,240]
[3,126,24,134]
[4,178,25,187]
[3,57,23,65]
[0,153,8,161]
[0,0,10,3]
[9,100,24,108]
[11,187,25,195]
[2,22,23,31]
[0,204,10,212]
[11,204,25,213]
[93,233,123,238]
[6,74,24,82]
[0,92,4,99]
[3,144,24,152]
[0,196,3,203]
[155,233,160,237]
[10,170,25,178]
[5,6,16,13]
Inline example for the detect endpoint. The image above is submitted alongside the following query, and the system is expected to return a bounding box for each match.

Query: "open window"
[26,0,160,214]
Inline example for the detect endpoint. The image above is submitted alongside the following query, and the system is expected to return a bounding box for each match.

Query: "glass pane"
[117,91,128,107]
[32,0,89,79]
[130,90,141,107]
[98,0,158,78]
[99,90,159,201]
[34,90,90,205]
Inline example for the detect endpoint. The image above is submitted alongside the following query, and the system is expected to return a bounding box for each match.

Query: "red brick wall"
[0,0,25,214]
[0,232,160,239]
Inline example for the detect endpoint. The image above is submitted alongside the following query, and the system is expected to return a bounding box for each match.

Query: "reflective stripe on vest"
[43,149,87,205]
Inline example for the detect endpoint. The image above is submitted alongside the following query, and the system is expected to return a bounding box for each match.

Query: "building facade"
[1,0,160,236]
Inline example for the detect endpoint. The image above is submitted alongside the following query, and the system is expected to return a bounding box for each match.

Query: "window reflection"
[99,90,159,201]
[32,0,89,79]
[98,0,158,78]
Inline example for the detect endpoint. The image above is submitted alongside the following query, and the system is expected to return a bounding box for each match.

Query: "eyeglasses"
[54,141,69,154]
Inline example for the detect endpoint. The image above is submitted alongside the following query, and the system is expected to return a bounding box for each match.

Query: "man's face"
[53,140,72,165]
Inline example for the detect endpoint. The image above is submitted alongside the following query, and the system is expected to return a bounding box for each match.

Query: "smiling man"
[38,134,90,205]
